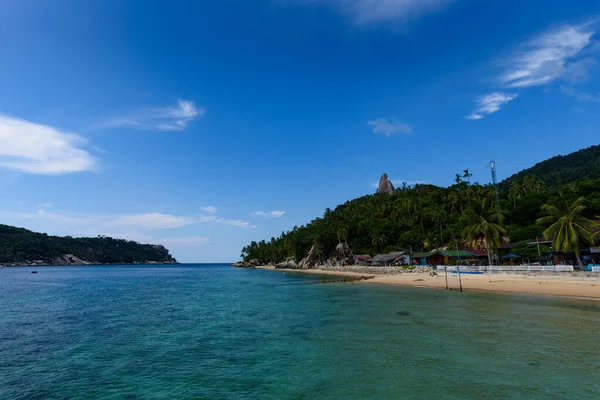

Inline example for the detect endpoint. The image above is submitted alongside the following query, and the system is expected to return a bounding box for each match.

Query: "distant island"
[239,145,600,269]
[0,225,177,267]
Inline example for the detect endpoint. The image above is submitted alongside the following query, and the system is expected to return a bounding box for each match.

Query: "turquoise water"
[1,264,599,399]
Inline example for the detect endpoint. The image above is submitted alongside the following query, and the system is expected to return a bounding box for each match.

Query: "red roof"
[464,249,488,257]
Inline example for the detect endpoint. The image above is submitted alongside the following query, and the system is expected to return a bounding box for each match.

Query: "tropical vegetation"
[241,146,600,266]
[0,225,176,265]
[536,195,600,268]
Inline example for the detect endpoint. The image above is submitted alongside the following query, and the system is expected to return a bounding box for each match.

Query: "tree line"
[241,170,600,268]
[0,225,176,264]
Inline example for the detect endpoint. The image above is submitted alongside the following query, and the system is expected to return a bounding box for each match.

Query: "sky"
[1,0,600,262]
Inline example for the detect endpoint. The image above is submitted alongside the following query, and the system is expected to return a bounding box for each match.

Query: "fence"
[437,265,574,273]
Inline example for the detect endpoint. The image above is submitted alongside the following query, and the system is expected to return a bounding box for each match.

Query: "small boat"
[451,270,484,275]
[31,271,38,274]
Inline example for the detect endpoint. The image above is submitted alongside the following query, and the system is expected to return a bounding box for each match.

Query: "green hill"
[0,225,177,266]
[241,147,600,266]
[500,145,600,189]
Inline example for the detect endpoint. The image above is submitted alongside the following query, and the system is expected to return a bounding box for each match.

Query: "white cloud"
[106,99,205,131]
[253,210,286,218]
[200,206,218,214]
[38,203,53,208]
[500,24,595,88]
[199,215,257,229]
[466,92,518,120]
[368,118,413,136]
[301,0,456,24]
[467,21,598,119]
[0,114,97,174]
[107,212,196,230]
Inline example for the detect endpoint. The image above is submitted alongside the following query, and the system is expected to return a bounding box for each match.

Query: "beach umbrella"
[502,254,521,259]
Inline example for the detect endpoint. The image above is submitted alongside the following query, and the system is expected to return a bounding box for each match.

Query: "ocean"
[1,264,598,399]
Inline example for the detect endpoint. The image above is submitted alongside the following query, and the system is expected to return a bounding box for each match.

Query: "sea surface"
[1,264,599,399]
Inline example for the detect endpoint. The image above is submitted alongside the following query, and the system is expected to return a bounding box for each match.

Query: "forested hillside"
[0,225,177,265]
[241,157,600,266]
[500,145,600,189]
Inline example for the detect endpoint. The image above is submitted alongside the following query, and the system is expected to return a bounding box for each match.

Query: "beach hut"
[438,250,474,265]
[354,255,373,266]
[372,252,407,266]
[497,243,517,257]
[502,253,522,265]
[535,255,553,266]
[464,249,489,265]
[412,250,438,266]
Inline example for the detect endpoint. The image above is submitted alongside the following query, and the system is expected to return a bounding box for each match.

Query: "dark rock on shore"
[1,253,179,267]
[230,259,260,268]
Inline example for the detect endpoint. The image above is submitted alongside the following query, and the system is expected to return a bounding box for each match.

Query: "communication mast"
[490,161,501,214]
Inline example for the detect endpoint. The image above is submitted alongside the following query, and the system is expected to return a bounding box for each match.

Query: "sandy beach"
[256,266,600,299]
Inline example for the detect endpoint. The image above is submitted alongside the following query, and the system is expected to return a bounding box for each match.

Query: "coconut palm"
[463,198,506,266]
[536,195,599,268]
[463,169,473,185]
[372,234,388,252]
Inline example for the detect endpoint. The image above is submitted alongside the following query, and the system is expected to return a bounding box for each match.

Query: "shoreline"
[0,262,179,268]
[255,266,600,299]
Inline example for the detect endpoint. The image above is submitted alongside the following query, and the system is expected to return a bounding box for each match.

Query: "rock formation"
[377,173,395,194]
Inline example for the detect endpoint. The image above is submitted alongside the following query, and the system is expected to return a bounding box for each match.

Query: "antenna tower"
[490,161,501,214]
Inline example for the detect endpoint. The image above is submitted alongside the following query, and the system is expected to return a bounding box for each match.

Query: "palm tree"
[454,173,462,185]
[463,198,506,266]
[372,234,388,252]
[463,169,473,185]
[428,207,447,244]
[508,182,521,207]
[536,195,599,268]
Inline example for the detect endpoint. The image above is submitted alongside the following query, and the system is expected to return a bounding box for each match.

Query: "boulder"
[377,173,395,194]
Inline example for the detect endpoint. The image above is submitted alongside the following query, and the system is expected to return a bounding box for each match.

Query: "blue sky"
[1,0,599,262]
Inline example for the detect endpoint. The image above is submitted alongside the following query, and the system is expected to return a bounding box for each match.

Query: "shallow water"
[1,264,599,399]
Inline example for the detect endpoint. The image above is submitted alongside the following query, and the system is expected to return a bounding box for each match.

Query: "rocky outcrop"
[276,257,298,269]
[0,253,178,267]
[231,259,260,268]
[377,173,395,194]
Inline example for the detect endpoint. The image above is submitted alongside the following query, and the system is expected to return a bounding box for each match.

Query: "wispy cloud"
[107,212,197,230]
[38,203,53,208]
[500,24,595,88]
[106,99,205,131]
[0,114,97,174]
[297,0,456,25]
[199,215,257,229]
[200,206,218,214]
[3,208,256,231]
[368,118,413,136]
[467,21,597,119]
[253,210,286,218]
[465,93,518,120]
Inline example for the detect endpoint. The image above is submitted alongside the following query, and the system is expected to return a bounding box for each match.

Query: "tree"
[372,234,388,252]
[536,195,599,268]
[463,198,507,266]
[512,240,550,263]
[463,169,473,185]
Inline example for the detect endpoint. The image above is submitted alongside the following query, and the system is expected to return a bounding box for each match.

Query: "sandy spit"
[254,266,600,299]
